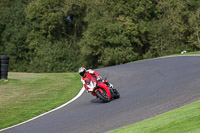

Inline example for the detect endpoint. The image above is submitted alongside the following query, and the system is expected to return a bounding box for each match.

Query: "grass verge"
[133,51,200,63]
[108,100,200,133]
[0,72,82,130]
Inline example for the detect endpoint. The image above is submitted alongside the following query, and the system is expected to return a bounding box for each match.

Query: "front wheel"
[113,89,120,99]
[95,89,111,103]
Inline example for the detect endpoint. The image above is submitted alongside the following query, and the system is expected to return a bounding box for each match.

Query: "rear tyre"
[95,89,111,103]
[0,55,9,60]
[0,59,9,64]
[1,64,9,71]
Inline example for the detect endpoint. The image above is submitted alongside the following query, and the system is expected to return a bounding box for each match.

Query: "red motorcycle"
[84,76,120,102]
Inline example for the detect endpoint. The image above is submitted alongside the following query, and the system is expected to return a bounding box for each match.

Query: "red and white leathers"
[81,69,101,97]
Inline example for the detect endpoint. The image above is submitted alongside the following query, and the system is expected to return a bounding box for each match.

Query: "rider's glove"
[96,76,102,81]
[109,83,113,88]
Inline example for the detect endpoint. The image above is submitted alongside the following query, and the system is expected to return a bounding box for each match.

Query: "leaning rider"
[78,67,113,97]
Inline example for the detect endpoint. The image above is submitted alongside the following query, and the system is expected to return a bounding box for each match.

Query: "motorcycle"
[84,76,120,102]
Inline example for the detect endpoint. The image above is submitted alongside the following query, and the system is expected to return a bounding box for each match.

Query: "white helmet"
[78,67,86,77]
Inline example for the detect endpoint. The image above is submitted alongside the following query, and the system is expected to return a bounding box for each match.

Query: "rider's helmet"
[78,67,87,77]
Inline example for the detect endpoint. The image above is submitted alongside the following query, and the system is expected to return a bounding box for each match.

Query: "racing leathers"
[81,69,101,97]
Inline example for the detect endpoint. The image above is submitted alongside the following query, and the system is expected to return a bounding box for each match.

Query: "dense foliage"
[0,0,200,72]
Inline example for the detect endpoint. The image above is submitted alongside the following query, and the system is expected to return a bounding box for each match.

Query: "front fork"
[109,87,116,99]
[104,81,115,99]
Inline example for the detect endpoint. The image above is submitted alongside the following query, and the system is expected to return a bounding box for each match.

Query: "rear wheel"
[95,89,111,103]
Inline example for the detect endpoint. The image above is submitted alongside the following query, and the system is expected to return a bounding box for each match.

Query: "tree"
[112,0,157,55]
[78,0,139,68]
[0,0,31,71]
[1,0,200,72]
[187,1,200,50]
[145,0,191,58]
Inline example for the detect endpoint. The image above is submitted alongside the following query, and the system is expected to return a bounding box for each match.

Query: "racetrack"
[1,56,200,133]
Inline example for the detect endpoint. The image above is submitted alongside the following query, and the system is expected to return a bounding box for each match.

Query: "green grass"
[108,100,200,133]
[108,51,200,133]
[162,51,200,57]
[0,72,82,130]
[189,51,200,54]
[132,51,200,64]
[179,51,200,55]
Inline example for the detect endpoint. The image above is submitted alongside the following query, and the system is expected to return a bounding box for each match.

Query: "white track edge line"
[0,87,85,132]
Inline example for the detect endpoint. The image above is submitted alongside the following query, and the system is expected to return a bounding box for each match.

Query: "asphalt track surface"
[1,56,200,133]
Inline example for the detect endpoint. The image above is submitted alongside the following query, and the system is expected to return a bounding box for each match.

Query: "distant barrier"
[0,55,10,79]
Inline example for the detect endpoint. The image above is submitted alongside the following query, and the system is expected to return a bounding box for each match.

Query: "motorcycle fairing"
[95,82,112,99]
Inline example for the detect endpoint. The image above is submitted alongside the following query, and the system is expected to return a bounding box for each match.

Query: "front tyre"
[113,89,120,99]
[95,89,111,103]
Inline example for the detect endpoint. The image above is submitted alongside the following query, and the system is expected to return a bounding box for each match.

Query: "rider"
[78,67,102,97]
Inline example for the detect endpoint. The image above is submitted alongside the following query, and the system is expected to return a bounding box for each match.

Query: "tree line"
[0,0,199,72]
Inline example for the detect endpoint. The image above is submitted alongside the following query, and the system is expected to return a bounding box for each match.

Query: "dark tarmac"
[1,56,200,133]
